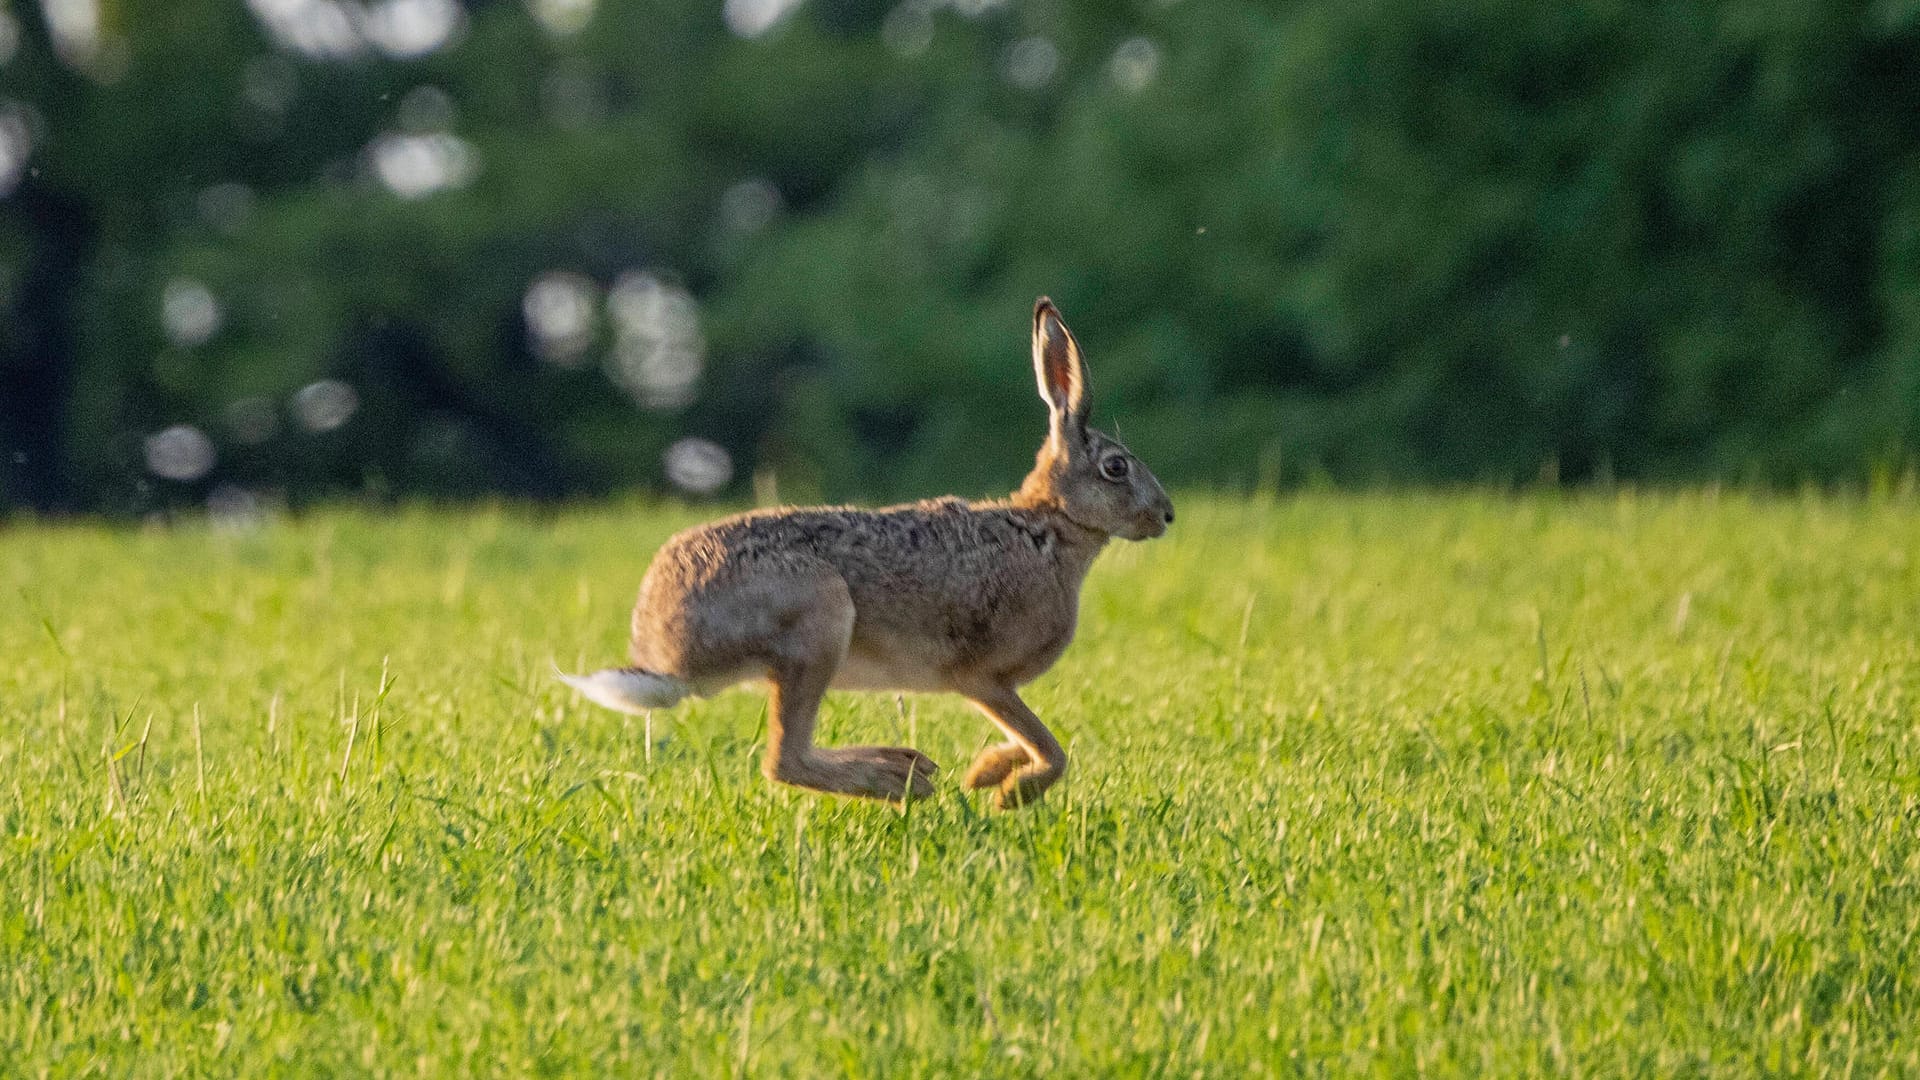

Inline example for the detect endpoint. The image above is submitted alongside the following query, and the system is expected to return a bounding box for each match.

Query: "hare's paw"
[963,743,1028,790]
[872,745,939,777]
[992,762,1065,811]
[859,747,937,801]
[813,746,938,801]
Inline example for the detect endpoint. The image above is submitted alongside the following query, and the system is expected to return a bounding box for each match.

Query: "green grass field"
[4,492,1919,1075]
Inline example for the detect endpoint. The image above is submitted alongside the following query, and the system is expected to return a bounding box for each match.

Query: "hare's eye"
[1099,455,1130,482]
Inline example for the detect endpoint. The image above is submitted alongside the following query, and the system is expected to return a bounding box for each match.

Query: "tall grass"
[4,492,1918,1074]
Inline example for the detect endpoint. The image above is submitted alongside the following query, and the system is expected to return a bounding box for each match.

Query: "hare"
[560,298,1173,808]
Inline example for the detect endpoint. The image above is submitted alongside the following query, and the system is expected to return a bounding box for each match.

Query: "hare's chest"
[977,579,1081,686]
[1000,620,1077,686]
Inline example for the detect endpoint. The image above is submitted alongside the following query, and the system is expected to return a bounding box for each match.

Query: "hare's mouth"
[1127,515,1169,541]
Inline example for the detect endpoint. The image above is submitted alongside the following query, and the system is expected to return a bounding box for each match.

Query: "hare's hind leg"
[962,688,1066,810]
[761,573,937,803]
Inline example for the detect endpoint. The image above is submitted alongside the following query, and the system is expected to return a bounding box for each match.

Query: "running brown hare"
[561,298,1174,809]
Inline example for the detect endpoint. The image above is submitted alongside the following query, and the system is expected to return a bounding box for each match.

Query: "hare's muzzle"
[1131,500,1174,540]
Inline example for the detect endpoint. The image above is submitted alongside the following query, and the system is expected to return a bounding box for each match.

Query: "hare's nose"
[1163,509,1175,525]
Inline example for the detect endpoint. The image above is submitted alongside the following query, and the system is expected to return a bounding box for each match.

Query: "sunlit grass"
[4,492,1919,1074]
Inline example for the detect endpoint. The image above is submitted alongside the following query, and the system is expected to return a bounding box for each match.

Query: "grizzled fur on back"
[562,297,1173,809]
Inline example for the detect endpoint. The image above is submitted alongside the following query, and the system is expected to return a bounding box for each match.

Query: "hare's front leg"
[962,743,1029,791]
[962,688,1067,810]
[761,577,937,802]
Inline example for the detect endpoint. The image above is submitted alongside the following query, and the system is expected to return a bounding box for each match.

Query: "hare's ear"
[1031,297,1090,435]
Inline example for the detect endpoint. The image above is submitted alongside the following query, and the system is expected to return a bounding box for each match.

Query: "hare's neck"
[1050,518,1109,586]
[1005,489,1109,581]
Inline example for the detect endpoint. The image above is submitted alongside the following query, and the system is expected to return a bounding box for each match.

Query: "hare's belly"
[829,647,949,692]
[829,591,1077,691]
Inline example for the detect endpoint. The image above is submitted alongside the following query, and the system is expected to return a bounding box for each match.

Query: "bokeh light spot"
[605,272,705,411]
[523,271,600,367]
[0,11,20,65]
[144,425,217,482]
[663,437,733,495]
[529,0,594,36]
[880,2,933,58]
[0,103,32,198]
[368,131,477,198]
[1001,36,1059,90]
[246,0,367,60]
[242,55,299,117]
[724,0,805,39]
[718,177,782,236]
[41,0,107,71]
[206,484,269,530]
[161,278,223,348]
[292,379,360,433]
[364,0,465,59]
[541,66,608,128]
[1108,37,1159,93]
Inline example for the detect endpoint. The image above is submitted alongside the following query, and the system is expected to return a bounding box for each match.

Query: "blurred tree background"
[2,0,1919,514]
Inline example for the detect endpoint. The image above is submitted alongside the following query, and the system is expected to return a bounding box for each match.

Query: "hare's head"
[1016,297,1174,541]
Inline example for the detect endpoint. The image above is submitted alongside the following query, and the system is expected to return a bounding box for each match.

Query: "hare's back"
[735,500,1051,591]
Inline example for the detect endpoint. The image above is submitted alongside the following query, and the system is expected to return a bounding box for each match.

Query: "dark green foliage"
[3,0,1919,511]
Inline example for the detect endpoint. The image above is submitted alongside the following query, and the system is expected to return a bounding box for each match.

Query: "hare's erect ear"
[1031,297,1090,434]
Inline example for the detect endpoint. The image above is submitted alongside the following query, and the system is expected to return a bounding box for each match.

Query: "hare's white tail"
[556,666,689,714]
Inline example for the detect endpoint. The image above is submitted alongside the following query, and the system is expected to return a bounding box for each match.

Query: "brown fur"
[570,298,1173,808]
